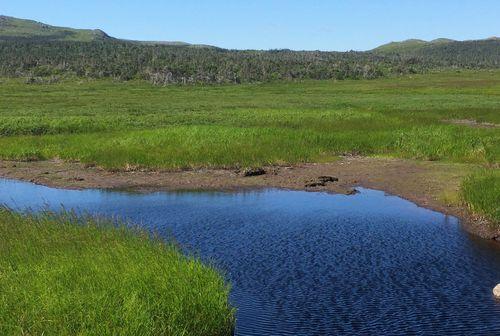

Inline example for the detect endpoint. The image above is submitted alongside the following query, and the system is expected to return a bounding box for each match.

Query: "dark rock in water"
[243,168,266,177]
[318,176,339,183]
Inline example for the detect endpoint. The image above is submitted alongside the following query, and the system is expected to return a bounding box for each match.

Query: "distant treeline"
[0,39,499,84]
[380,39,500,70]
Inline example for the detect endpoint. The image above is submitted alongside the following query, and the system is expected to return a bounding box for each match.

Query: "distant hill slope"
[0,15,209,47]
[0,15,113,42]
[373,39,429,53]
[371,37,500,69]
[372,37,498,54]
[373,38,456,53]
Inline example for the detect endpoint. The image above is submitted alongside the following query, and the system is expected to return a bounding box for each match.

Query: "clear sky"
[2,0,499,51]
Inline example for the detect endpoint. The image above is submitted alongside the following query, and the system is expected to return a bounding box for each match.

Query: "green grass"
[461,170,500,225]
[0,208,234,336]
[0,71,498,169]
[0,15,107,42]
[372,38,455,54]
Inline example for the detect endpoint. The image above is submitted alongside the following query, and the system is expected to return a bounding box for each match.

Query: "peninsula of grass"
[0,208,234,336]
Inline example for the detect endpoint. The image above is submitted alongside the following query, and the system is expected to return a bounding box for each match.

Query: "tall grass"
[0,208,234,335]
[0,71,498,169]
[461,170,500,225]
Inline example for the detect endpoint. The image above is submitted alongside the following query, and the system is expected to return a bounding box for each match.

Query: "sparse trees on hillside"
[0,39,498,84]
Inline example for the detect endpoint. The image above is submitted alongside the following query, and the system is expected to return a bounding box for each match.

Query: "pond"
[1,178,499,335]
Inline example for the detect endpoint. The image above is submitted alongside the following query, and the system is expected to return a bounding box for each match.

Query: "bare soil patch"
[0,157,497,240]
[445,119,499,128]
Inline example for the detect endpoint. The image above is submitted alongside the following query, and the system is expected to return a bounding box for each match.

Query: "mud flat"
[1,156,498,240]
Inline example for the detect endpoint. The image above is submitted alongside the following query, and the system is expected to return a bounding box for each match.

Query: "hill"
[0,15,202,46]
[0,15,112,42]
[373,39,430,53]
[372,37,498,54]
[373,38,459,54]
[372,37,500,69]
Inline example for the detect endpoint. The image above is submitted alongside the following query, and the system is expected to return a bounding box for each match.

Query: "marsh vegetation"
[0,208,234,336]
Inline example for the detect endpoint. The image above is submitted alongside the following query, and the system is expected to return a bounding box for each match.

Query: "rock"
[318,176,339,183]
[494,284,500,299]
[242,167,266,177]
[305,181,325,188]
[346,188,359,195]
[305,176,338,188]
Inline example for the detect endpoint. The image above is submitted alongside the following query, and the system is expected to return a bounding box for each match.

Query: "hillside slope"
[373,38,457,54]
[372,37,498,55]
[0,15,112,42]
[0,15,199,46]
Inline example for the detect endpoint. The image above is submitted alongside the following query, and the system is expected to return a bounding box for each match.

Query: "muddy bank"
[0,157,498,240]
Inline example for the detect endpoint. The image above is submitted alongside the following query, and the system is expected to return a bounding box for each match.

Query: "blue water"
[1,178,500,335]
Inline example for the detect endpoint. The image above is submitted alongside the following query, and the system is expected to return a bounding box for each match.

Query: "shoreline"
[0,157,498,241]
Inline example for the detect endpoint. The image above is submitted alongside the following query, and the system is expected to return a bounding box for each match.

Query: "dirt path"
[0,157,498,240]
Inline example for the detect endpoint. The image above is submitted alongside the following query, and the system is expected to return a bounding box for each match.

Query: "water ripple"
[1,180,500,335]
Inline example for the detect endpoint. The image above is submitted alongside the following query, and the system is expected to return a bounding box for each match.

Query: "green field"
[1,71,499,168]
[0,208,234,335]
[0,71,499,221]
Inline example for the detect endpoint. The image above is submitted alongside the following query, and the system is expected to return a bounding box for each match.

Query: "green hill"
[0,15,113,42]
[372,37,500,56]
[0,15,200,46]
[373,38,457,54]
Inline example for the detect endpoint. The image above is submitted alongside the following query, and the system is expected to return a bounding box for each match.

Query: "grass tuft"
[461,170,500,225]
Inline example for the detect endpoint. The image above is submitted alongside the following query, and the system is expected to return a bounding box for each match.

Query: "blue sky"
[2,0,499,51]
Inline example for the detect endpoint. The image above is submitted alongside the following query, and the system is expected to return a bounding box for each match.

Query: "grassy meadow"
[0,71,499,168]
[0,208,234,336]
